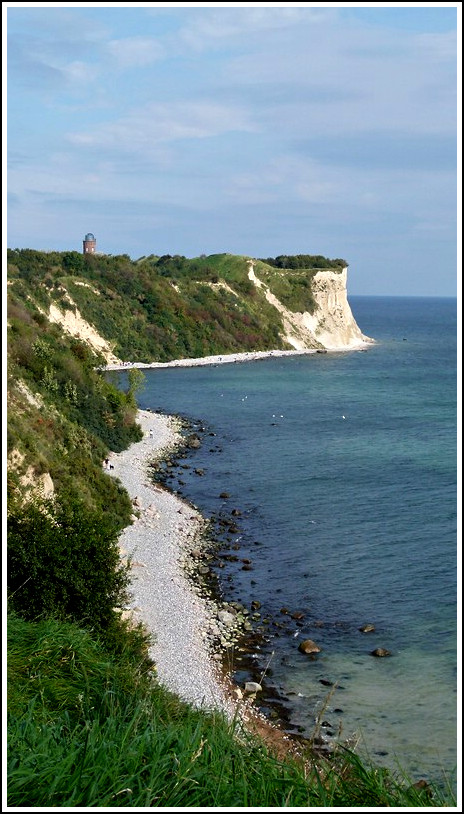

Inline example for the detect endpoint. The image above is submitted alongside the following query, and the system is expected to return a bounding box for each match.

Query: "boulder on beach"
[298,639,321,655]
[244,681,262,693]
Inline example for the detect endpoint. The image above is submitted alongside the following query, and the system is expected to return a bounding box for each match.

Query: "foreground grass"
[7,613,456,808]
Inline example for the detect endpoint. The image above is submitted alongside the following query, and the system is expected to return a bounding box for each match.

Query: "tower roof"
[84,233,95,241]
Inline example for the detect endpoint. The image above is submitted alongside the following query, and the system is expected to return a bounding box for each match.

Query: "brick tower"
[83,233,96,254]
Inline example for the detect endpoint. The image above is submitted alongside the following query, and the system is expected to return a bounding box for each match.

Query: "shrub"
[7,494,130,636]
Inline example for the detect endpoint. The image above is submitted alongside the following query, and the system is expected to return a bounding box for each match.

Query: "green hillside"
[7,249,345,362]
[6,248,455,807]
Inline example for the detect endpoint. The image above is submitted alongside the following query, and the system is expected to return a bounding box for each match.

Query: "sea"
[123,296,458,788]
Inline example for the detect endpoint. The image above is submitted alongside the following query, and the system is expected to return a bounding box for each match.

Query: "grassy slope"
[7,613,452,809]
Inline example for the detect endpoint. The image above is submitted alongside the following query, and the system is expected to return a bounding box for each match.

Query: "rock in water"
[359,623,376,633]
[298,639,321,654]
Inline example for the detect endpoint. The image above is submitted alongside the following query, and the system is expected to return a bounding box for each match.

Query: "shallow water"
[125,296,457,786]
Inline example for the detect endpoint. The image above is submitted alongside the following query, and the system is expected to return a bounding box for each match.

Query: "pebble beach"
[103,344,375,755]
[107,408,238,717]
[107,408,306,762]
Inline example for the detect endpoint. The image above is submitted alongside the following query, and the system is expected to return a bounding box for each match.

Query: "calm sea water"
[129,296,457,785]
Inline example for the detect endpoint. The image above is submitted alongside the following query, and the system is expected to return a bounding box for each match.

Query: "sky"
[5,2,460,297]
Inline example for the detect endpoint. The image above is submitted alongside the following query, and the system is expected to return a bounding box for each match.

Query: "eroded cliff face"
[47,295,122,365]
[248,262,373,351]
[299,268,373,349]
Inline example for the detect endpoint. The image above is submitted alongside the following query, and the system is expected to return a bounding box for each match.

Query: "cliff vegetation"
[7,249,349,363]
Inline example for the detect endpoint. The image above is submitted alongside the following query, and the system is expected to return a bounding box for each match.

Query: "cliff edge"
[247,261,373,351]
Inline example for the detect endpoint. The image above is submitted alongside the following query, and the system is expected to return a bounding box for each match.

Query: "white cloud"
[62,61,100,84]
[220,18,456,137]
[412,30,458,62]
[175,7,334,52]
[68,100,256,153]
[107,36,165,68]
[225,152,455,226]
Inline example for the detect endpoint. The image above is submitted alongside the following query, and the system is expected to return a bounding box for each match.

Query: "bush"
[7,495,130,635]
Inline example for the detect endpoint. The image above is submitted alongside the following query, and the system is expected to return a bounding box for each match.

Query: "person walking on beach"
[149,429,154,439]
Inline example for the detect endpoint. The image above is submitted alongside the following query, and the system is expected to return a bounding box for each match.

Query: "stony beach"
[103,344,374,753]
[103,343,372,373]
[107,408,240,716]
[107,408,308,760]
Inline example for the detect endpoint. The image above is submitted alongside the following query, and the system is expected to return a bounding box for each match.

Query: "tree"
[126,368,145,408]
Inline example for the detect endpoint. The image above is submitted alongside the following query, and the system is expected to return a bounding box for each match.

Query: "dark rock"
[219,492,230,499]
[291,611,304,620]
[359,623,376,633]
[371,647,391,657]
[298,639,321,655]
[186,435,201,449]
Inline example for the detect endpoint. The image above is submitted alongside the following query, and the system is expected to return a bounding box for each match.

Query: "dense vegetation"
[6,248,456,807]
[7,249,346,363]
[261,254,347,270]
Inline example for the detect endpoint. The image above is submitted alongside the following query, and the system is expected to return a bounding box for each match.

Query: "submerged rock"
[370,647,391,657]
[298,639,321,655]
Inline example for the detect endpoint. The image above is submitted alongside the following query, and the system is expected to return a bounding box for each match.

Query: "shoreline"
[102,341,374,371]
[107,409,237,716]
[107,409,316,763]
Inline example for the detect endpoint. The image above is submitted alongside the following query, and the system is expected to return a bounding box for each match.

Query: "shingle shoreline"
[107,408,239,717]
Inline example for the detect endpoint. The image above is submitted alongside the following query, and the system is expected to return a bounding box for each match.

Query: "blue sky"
[5,3,459,296]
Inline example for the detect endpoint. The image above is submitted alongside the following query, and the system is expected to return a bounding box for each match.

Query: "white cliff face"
[300,268,373,349]
[47,296,121,364]
[247,261,373,351]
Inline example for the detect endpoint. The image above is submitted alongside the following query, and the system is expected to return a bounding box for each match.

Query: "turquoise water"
[129,296,457,785]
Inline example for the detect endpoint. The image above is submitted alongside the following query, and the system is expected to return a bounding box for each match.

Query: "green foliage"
[126,368,146,409]
[256,261,319,314]
[62,251,85,275]
[9,248,339,363]
[7,494,130,635]
[261,254,347,270]
[7,613,455,808]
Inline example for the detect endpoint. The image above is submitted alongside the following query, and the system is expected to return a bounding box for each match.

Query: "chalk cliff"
[247,262,373,351]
